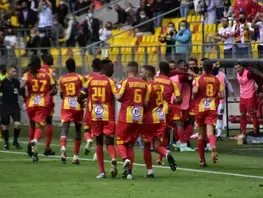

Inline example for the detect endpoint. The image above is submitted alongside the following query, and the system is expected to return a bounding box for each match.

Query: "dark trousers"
[224,48,233,59]
[258,45,263,58]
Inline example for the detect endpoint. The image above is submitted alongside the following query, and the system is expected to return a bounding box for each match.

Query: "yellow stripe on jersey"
[77,74,86,88]
[91,104,109,121]
[126,106,144,124]
[194,76,201,87]
[163,101,168,114]
[172,81,180,97]
[118,79,128,96]
[145,84,151,104]
[109,78,117,94]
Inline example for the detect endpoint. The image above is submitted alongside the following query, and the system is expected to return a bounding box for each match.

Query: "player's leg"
[11,109,22,149]
[206,111,218,163]
[143,141,154,178]
[185,114,195,145]
[72,123,82,165]
[95,134,105,178]
[249,96,259,134]
[175,119,193,152]
[215,103,224,140]
[105,134,117,178]
[237,97,248,140]
[27,120,35,157]
[44,115,55,156]
[83,112,93,155]
[1,109,10,150]
[156,128,169,165]
[60,122,70,164]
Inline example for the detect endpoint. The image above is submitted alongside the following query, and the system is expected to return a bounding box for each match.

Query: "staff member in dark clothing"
[0,64,7,138]
[0,65,22,150]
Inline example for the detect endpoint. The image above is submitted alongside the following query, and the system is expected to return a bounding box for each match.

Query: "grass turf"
[0,126,263,198]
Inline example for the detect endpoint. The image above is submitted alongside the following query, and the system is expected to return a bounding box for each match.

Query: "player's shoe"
[84,139,93,155]
[216,136,224,141]
[13,141,22,149]
[3,142,9,150]
[27,143,32,157]
[180,144,195,152]
[43,149,55,156]
[30,141,39,162]
[127,174,133,180]
[231,134,245,141]
[205,144,212,152]
[200,161,208,167]
[211,148,218,164]
[122,159,130,178]
[172,141,181,151]
[93,153,97,161]
[156,160,165,165]
[60,147,67,164]
[110,159,118,178]
[72,159,80,165]
[166,153,177,171]
[96,173,106,179]
[144,174,155,178]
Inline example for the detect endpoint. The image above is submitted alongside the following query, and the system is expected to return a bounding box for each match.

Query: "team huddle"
[0,54,231,179]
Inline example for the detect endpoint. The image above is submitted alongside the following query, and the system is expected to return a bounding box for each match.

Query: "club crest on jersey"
[156,107,165,120]
[132,106,141,121]
[68,97,77,107]
[203,98,212,109]
[33,95,41,105]
[94,105,104,118]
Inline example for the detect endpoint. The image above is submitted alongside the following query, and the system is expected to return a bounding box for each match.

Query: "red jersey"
[117,77,148,124]
[40,65,56,80]
[22,71,55,108]
[144,80,165,124]
[59,72,85,111]
[81,74,116,121]
[85,72,100,81]
[154,74,180,114]
[193,73,224,112]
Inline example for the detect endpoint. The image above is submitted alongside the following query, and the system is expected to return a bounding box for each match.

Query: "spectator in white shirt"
[213,17,233,58]
[252,12,263,58]
[4,29,17,65]
[231,13,254,58]
[99,22,112,46]
[38,0,53,36]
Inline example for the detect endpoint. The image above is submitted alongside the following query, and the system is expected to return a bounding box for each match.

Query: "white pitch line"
[0,150,263,180]
[0,158,56,162]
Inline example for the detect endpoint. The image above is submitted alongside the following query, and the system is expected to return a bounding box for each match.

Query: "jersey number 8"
[206,84,214,97]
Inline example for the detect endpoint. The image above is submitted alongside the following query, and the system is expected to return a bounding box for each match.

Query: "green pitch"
[0,126,263,198]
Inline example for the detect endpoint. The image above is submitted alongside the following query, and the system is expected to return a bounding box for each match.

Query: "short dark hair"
[189,57,198,65]
[203,59,213,73]
[92,58,100,72]
[201,57,208,62]
[66,58,76,72]
[41,53,53,65]
[99,59,113,71]
[168,60,176,64]
[7,65,17,71]
[142,65,156,77]
[29,55,41,75]
[159,62,170,75]
[177,59,187,65]
[127,61,139,73]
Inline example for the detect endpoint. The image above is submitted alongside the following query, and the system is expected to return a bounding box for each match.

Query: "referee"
[0,65,22,150]
[0,64,7,138]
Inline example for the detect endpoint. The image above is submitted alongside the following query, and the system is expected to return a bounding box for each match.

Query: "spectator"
[99,22,112,46]
[114,4,127,27]
[39,31,51,54]
[4,28,17,65]
[56,1,68,27]
[163,0,180,18]
[0,9,9,29]
[122,2,137,30]
[51,17,64,45]
[213,17,233,58]
[65,15,78,47]
[0,30,6,61]
[158,22,177,58]
[10,10,21,28]
[136,0,153,20]
[174,20,192,59]
[151,0,164,27]
[75,0,90,15]
[25,28,40,55]
[205,0,216,24]
[0,0,9,11]
[30,0,40,11]
[19,1,37,29]
[223,0,233,18]
[135,10,154,36]
[252,12,263,58]
[180,0,192,18]
[233,0,261,22]
[215,0,224,22]
[81,10,100,54]
[38,0,53,34]
[231,12,254,58]
[76,26,87,47]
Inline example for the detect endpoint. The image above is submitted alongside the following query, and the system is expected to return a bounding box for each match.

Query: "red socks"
[185,124,194,142]
[117,144,128,160]
[60,137,67,147]
[34,128,42,141]
[84,132,92,141]
[155,146,168,157]
[143,144,152,170]
[177,128,185,143]
[45,124,52,150]
[96,145,105,174]
[28,127,34,142]
[252,116,259,133]
[240,117,247,135]
[74,140,81,155]
[208,134,216,148]
[107,145,116,159]
[127,147,135,171]
[197,139,205,162]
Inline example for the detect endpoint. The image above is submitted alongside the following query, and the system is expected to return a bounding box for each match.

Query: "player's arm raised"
[115,79,127,101]
[172,81,182,104]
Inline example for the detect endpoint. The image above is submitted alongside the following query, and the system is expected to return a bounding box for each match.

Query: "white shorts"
[217,103,224,115]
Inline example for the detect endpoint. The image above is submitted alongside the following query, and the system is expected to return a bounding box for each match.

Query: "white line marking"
[0,150,263,180]
[0,158,56,162]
